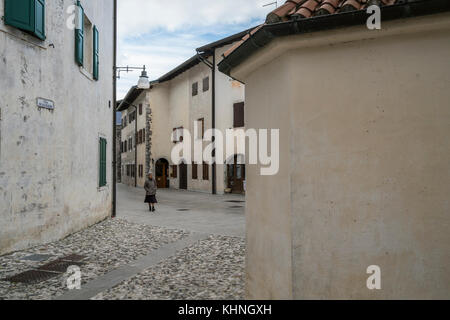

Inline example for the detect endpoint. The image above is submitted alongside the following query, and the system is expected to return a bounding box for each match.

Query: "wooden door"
[228,155,245,194]
[156,160,168,188]
[179,162,187,190]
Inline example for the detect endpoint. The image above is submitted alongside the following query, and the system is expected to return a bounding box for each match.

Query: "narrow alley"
[0,185,245,300]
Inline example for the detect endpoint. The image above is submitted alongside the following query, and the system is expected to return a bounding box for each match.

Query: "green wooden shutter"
[99,138,107,187]
[75,2,84,66]
[93,26,99,80]
[4,0,46,40]
[34,0,45,40]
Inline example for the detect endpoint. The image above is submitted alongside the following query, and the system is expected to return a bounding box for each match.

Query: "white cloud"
[118,0,272,38]
[116,0,277,98]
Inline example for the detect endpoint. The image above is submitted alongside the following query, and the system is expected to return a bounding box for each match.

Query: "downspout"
[196,50,217,195]
[135,105,138,188]
[212,50,217,195]
[112,0,117,218]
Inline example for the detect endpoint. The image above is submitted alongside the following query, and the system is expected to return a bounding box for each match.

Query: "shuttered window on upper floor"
[233,102,245,128]
[93,25,99,80]
[4,0,46,40]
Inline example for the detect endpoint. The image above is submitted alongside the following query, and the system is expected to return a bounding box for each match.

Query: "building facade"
[147,34,247,195]
[0,0,114,255]
[219,0,450,299]
[118,88,150,188]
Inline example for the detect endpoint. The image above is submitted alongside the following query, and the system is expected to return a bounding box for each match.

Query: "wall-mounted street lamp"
[116,65,150,90]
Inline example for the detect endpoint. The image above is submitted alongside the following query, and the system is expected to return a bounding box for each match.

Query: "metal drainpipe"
[196,49,217,195]
[135,105,138,188]
[112,0,117,218]
[212,50,217,195]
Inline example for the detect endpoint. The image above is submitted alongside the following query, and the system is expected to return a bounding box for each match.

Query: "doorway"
[179,161,187,190]
[155,158,169,188]
[227,154,245,194]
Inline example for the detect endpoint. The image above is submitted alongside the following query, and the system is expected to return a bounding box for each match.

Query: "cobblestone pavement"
[92,235,245,300]
[0,218,189,300]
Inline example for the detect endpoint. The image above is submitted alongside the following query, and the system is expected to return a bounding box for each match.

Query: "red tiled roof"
[224,0,398,58]
[266,0,396,23]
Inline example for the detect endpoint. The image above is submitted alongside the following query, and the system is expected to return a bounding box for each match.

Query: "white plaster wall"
[233,13,450,299]
[0,0,114,255]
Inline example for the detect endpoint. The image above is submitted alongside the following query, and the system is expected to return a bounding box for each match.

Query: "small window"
[192,82,198,96]
[203,77,209,92]
[142,128,145,143]
[202,162,209,181]
[192,162,198,180]
[197,118,205,139]
[4,0,46,41]
[233,102,245,128]
[171,165,178,178]
[139,104,143,115]
[99,138,107,187]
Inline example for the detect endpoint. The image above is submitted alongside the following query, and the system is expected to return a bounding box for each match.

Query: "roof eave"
[218,0,450,76]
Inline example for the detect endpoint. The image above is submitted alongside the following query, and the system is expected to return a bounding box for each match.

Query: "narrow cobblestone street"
[0,185,245,300]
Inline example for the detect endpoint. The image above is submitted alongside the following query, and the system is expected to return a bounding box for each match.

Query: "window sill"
[79,66,94,81]
[98,184,109,192]
[0,26,47,50]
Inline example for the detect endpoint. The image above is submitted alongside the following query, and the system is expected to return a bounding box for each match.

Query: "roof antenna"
[263,1,278,9]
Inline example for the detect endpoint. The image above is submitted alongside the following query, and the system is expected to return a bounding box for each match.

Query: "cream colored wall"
[149,83,172,177]
[215,45,246,193]
[235,13,450,299]
[147,43,246,194]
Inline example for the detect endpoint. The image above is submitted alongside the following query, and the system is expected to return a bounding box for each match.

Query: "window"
[192,162,198,180]
[233,102,245,128]
[99,138,107,187]
[197,118,205,139]
[138,165,143,178]
[203,77,209,92]
[93,25,99,80]
[192,82,198,96]
[142,128,145,143]
[4,0,46,40]
[124,140,127,152]
[123,116,127,127]
[139,104,143,115]
[202,162,209,181]
[172,127,183,143]
[171,165,177,178]
[126,165,130,177]
[74,1,99,79]
[120,142,123,153]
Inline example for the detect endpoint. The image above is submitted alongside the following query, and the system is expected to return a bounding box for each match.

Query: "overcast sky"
[117,0,276,99]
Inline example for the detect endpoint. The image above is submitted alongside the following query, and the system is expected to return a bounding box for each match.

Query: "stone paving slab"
[92,235,246,300]
[0,218,189,300]
[55,232,208,300]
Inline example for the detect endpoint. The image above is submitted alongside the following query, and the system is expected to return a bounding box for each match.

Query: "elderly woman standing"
[144,172,158,212]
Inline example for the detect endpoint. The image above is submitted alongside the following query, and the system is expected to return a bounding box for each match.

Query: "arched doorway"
[227,154,245,194]
[155,158,169,188]
[179,161,187,190]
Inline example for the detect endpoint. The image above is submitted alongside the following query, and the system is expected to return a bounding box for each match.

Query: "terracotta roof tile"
[223,0,401,59]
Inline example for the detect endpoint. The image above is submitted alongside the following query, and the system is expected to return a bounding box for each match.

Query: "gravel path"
[0,218,189,300]
[92,235,245,300]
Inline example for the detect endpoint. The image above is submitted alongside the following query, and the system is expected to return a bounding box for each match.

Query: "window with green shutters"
[99,138,107,188]
[75,1,84,66]
[4,0,46,40]
[93,26,99,80]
